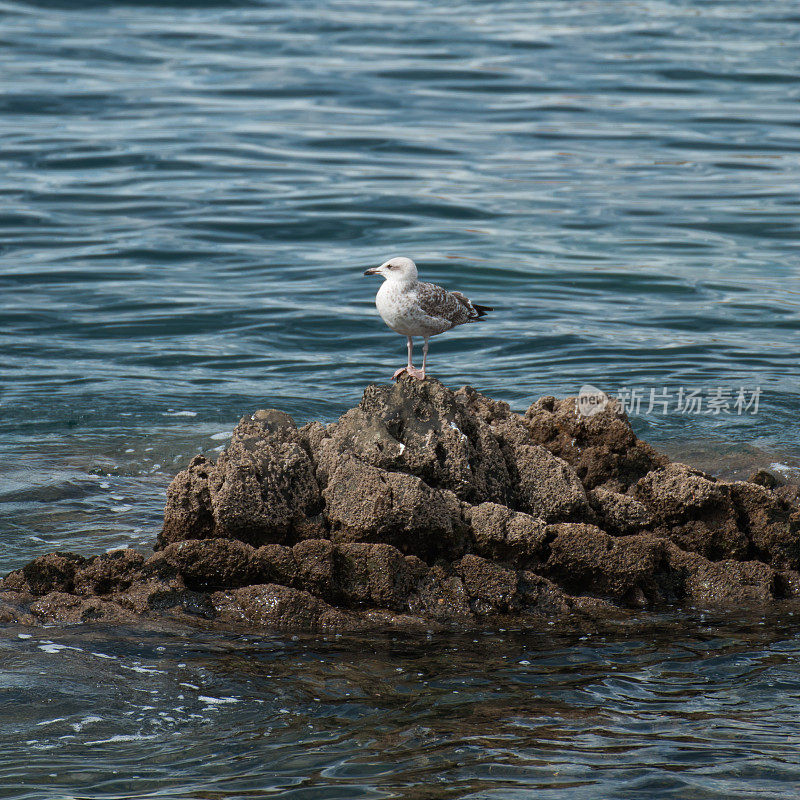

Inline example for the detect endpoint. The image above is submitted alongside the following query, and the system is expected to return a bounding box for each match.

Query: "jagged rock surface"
[2,377,799,631]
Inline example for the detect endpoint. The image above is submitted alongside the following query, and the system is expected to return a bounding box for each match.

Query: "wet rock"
[212,584,358,630]
[729,481,800,570]
[73,549,146,596]
[748,469,783,490]
[668,547,777,605]
[456,554,519,614]
[633,463,748,561]
[154,538,258,591]
[516,572,576,616]
[29,592,138,624]
[407,565,473,621]
[523,396,668,491]
[544,524,675,605]
[323,457,465,561]
[588,487,652,536]
[252,543,298,586]
[0,593,36,626]
[3,378,799,632]
[3,552,86,596]
[467,502,548,564]
[292,539,335,598]
[115,580,215,619]
[333,542,423,610]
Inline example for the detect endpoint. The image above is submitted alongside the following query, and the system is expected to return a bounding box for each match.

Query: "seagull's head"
[363,257,418,282]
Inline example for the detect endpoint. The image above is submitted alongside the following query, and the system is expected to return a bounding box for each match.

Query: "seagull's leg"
[392,336,415,380]
[393,335,425,380]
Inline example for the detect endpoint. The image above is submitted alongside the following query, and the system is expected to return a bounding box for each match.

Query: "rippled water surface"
[1,0,800,796]
[3,614,800,800]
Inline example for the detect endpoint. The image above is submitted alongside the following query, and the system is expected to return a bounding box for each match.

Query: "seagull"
[363,257,492,380]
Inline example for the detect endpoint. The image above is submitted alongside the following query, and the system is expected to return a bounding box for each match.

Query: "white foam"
[769,462,794,475]
[198,695,240,705]
[162,410,197,417]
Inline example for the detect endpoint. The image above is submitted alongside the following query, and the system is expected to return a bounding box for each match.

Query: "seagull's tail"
[471,303,492,318]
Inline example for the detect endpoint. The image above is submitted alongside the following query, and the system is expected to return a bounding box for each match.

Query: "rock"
[516,572,576,616]
[456,555,519,614]
[292,539,335,598]
[3,378,799,632]
[509,444,590,522]
[160,455,217,547]
[467,502,548,564]
[314,377,512,505]
[212,584,358,630]
[523,396,668,491]
[252,543,298,586]
[407,565,473,621]
[333,542,422,610]
[158,410,324,549]
[588,487,652,536]
[667,547,777,605]
[29,592,137,624]
[748,469,783,490]
[544,524,675,605]
[73,549,146,596]
[729,481,800,569]
[322,457,465,561]
[3,552,86,596]
[456,387,590,520]
[633,463,748,561]
[154,538,258,591]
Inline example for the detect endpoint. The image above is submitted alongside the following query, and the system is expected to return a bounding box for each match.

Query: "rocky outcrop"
[2,377,799,631]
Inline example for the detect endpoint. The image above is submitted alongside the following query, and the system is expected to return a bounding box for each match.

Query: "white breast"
[375,281,442,337]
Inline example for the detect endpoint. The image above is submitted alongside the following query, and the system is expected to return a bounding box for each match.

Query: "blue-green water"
[1,1,799,797]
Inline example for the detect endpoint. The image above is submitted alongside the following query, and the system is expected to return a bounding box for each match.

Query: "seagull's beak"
[363,267,379,276]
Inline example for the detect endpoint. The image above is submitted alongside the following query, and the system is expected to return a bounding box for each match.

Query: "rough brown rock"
[154,538,258,591]
[667,547,777,605]
[729,481,800,569]
[588,487,652,536]
[523,396,668,491]
[73,549,146,596]
[544,524,675,605]
[509,444,590,521]
[633,463,748,561]
[467,502,548,564]
[456,554,519,614]
[314,377,512,505]
[2,377,798,631]
[160,455,217,547]
[4,552,86,596]
[212,584,357,630]
[323,457,465,561]
[158,409,324,549]
[333,542,423,610]
[407,564,473,621]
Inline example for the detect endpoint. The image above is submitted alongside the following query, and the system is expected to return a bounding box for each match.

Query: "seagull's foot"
[392,366,425,381]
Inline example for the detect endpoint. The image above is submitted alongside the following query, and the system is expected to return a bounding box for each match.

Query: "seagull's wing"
[416,282,473,327]
[416,282,492,328]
